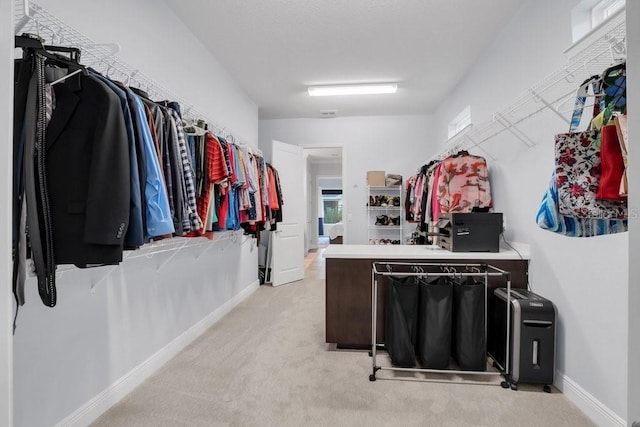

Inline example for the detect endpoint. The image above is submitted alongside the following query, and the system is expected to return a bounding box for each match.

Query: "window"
[571,0,625,44]
[591,0,625,27]
[448,105,471,140]
[322,190,343,224]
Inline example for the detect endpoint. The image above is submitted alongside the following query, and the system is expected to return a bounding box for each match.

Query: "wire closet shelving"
[13,0,253,148]
[430,9,626,162]
[13,0,259,282]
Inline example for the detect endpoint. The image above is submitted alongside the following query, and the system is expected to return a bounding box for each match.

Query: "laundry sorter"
[489,288,557,392]
[369,262,512,385]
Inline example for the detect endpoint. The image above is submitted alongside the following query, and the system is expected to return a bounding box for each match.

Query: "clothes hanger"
[15,33,45,49]
[50,68,82,86]
[16,32,82,63]
[452,149,469,158]
[44,44,81,63]
[125,69,138,87]
[17,35,85,76]
[182,119,206,136]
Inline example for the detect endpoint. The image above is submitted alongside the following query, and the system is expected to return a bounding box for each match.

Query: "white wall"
[317,176,343,190]
[12,1,260,426]
[432,0,629,424]
[36,0,258,144]
[259,115,434,244]
[15,235,258,427]
[1,0,14,424]
[626,2,640,425]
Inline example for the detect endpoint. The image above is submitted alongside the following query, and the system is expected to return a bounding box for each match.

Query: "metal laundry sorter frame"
[369,262,512,385]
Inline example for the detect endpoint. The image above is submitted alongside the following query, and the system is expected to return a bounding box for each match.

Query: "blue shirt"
[125,91,175,237]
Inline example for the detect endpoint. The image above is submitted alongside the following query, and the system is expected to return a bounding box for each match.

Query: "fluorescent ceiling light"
[308,83,397,97]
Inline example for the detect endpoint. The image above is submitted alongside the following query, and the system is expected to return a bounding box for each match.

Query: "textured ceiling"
[166,0,526,119]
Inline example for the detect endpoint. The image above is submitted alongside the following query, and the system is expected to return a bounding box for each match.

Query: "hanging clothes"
[436,153,492,215]
[12,36,272,308]
[46,72,132,265]
[89,71,144,249]
[167,107,203,233]
[187,131,229,237]
[405,152,493,245]
[126,92,175,238]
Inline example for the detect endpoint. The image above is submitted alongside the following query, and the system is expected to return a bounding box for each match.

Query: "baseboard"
[56,280,260,427]
[555,371,626,427]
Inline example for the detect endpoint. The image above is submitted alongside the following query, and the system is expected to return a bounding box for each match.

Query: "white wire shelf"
[429,10,626,163]
[13,0,256,151]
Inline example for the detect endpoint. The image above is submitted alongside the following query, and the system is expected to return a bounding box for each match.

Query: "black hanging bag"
[384,276,418,367]
[416,276,453,369]
[453,277,486,371]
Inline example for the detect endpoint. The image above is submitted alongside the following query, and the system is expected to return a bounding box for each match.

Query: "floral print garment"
[437,154,492,214]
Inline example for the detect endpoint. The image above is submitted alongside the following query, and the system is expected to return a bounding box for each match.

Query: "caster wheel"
[510,383,518,391]
[543,385,551,393]
[368,351,372,357]
[501,381,510,389]
[369,374,376,382]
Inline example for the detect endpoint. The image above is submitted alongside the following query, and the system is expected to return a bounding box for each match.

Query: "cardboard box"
[367,171,386,187]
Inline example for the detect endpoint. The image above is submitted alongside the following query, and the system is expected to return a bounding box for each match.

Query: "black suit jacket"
[47,71,130,267]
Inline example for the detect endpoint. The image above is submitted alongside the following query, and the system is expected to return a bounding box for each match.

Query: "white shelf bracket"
[530,89,571,125]
[196,238,220,260]
[89,265,119,292]
[156,240,189,272]
[464,135,496,161]
[493,113,536,148]
[14,0,32,33]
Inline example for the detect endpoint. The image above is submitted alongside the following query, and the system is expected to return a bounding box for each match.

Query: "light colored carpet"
[92,250,594,427]
[304,249,320,269]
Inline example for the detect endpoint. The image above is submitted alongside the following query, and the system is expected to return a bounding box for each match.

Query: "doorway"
[303,147,344,250]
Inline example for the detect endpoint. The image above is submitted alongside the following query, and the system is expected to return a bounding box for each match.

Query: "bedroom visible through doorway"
[303,147,344,250]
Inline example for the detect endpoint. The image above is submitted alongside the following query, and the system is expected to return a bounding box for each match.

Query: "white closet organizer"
[424,10,626,162]
[367,186,403,245]
[14,0,249,144]
[369,262,512,385]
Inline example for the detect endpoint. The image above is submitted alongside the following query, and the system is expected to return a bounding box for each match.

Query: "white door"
[271,140,305,286]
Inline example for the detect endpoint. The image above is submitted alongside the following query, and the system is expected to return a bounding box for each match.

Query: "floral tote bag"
[555,76,627,219]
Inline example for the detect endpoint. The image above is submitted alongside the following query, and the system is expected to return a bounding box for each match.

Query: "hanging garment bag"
[453,277,486,371]
[384,276,418,368]
[415,277,453,369]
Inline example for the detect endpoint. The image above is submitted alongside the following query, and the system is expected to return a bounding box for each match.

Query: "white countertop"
[323,243,530,260]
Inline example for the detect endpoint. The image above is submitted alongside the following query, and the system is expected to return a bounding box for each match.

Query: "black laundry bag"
[416,277,453,369]
[384,276,418,367]
[453,277,486,371]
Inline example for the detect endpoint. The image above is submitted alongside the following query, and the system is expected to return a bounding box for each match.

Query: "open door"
[270,140,305,286]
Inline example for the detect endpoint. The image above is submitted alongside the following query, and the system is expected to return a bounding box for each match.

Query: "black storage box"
[437,213,503,252]
[490,288,557,388]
